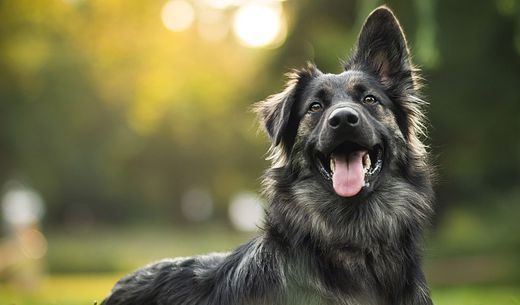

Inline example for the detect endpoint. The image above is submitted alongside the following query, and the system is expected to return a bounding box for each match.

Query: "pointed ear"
[254,65,319,148]
[346,6,413,87]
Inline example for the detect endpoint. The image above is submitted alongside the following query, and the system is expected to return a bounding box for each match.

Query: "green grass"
[0,274,121,305]
[46,223,255,273]
[431,285,520,305]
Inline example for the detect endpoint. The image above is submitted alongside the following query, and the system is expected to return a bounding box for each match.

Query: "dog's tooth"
[363,153,371,170]
[330,158,335,173]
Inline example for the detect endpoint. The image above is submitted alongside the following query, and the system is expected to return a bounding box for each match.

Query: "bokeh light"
[161,0,196,32]
[228,192,264,232]
[197,9,229,42]
[2,182,45,227]
[203,0,238,10]
[232,3,286,48]
[19,229,48,260]
[181,188,214,222]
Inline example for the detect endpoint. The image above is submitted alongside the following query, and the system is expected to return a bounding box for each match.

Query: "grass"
[432,285,520,305]
[45,223,255,273]
[0,274,121,305]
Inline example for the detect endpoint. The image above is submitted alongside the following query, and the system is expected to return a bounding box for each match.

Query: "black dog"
[102,6,434,305]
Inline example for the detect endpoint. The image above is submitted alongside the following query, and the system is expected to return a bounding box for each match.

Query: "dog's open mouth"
[316,141,383,198]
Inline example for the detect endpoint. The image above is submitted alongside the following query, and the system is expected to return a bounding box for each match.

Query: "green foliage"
[0,0,268,223]
[1,0,519,224]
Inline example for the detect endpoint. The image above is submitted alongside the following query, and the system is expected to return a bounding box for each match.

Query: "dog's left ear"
[346,6,414,87]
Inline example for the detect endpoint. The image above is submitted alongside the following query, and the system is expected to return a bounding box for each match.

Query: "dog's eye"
[362,95,378,105]
[308,102,323,113]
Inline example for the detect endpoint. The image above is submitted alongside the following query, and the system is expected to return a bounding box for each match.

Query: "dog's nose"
[328,107,359,129]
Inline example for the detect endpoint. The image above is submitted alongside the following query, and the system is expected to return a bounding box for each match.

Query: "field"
[1,224,519,305]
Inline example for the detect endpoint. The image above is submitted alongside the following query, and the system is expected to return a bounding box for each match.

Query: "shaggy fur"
[102,6,434,305]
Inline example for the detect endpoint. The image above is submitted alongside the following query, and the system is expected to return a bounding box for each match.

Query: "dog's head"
[256,6,429,201]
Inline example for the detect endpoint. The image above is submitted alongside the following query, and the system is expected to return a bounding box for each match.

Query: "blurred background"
[0,0,519,304]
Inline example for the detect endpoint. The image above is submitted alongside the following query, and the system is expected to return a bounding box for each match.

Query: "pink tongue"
[332,151,366,197]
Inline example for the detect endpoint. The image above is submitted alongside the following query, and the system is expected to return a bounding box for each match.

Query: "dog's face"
[257,7,427,202]
[290,70,400,199]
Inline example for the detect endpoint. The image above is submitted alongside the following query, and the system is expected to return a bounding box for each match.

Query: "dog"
[102,6,434,305]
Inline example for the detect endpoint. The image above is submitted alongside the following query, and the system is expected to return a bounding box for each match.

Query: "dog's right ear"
[254,65,319,149]
[345,6,414,89]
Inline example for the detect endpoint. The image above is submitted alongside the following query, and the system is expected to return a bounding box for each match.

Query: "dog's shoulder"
[102,253,229,305]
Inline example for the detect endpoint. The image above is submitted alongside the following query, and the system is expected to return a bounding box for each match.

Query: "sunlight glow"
[161,0,195,32]
[232,3,286,48]
[203,0,238,10]
[197,9,229,42]
[228,192,264,232]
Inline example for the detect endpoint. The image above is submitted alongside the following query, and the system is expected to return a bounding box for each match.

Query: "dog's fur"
[102,6,434,305]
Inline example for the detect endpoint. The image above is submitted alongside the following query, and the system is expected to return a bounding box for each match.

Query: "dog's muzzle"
[315,105,384,198]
